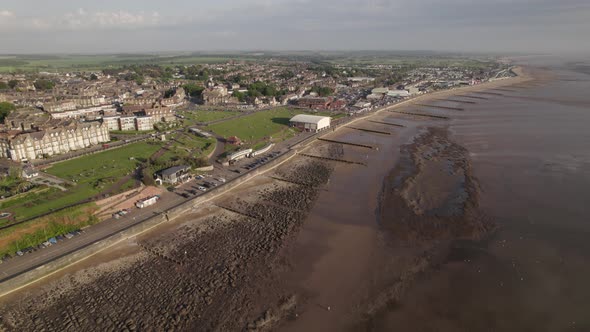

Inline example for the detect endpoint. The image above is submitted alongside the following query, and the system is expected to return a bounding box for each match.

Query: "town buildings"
[155,165,191,185]
[0,121,110,162]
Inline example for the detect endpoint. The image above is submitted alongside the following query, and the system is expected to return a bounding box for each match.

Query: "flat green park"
[0,142,161,222]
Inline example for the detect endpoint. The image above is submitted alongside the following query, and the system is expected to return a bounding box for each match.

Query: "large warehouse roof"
[289,114,330,124]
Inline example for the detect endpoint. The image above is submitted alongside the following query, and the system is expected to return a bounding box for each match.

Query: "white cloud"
[0,10,14,17]
[58,9,162,29]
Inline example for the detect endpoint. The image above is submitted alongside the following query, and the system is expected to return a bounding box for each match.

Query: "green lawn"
[156,134,215,164]
[46,142,160,181]
[206,107,342,149]
[208,107,303,143]
[0,142,161,221]
[181,110,240,123]
[0,203,99,258]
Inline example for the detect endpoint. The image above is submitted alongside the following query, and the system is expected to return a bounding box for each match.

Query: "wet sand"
[0,67,541,331]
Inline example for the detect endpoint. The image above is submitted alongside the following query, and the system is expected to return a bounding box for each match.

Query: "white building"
[387,90,410,98]
[135,116,155,131]
[0,121,110,162]
[228,149,253,162]
[102,116,121,131]
[289,114,331,133]
[119,116,136,131]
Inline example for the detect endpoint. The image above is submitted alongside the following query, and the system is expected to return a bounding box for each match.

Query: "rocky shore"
[0,156,336,332]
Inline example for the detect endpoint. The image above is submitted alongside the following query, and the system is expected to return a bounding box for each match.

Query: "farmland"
[0,53,261,72]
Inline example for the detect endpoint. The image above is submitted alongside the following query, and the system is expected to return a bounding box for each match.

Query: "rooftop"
[290,114,331,124]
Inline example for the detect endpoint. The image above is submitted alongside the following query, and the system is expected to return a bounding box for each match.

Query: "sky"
[0,0,589,54]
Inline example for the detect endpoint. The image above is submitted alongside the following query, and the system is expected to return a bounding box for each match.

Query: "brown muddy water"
[282,58,590,332]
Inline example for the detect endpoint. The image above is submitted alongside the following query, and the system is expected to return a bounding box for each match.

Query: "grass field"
[0,203,99,258]
[46,142,161,181]
[207,107,341,148]
[208,108,303,143]
[0,142,161,222]
[157,134,215,163]
[180,110,241,124]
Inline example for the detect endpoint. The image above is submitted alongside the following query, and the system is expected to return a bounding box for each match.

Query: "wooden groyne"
[416,104,465,111]
[367,120,406,127]
[269,176,317,188]
[345,126,391,135]
[318,137,376,149]
[299,153,367,166]
[388,110,450,120]
[437,98,477,104]
[474,91,504,96]
[215,205,264,221]
[456,94,489,100]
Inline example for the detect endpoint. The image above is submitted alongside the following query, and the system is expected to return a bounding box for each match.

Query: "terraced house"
[0,121,110,162]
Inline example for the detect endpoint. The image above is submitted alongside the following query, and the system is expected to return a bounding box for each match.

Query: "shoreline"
[0,65,531,298]
[0,65,533,305]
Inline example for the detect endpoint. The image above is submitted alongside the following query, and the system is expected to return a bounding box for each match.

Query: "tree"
[8,80,18,89]
[183,83,204,98]
[311,86,334,97]
[247,81,279,97]
[34,79,55,91]
[141,167,156,186]
[163,88,176,99]
[89,73,98,81]
[0,102,16,123]
[233,90,246,102]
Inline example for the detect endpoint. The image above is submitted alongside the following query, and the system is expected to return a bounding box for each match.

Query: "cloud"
[59,9,162,29]
[0,1,589,54]
[0,10,14,17]
[1,8,163,31]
